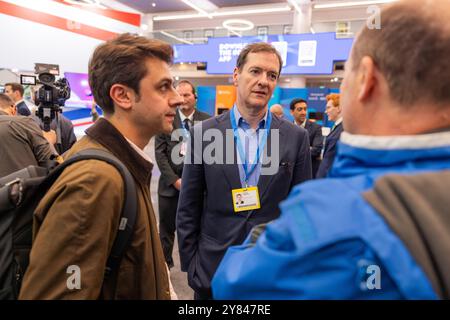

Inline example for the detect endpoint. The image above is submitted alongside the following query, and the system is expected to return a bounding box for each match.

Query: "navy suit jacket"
[316,122,344,178]
[176,111,312,296]
[16,101,31,116]
[155,109,211,197]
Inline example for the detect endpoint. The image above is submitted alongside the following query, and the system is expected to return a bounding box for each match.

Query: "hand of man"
[42,129,57,145]
[173,178,182,191]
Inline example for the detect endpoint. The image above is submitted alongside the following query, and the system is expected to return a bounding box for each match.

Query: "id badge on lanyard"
[230,106,272,213]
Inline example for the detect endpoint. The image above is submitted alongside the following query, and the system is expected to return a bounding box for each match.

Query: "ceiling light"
[152,2,156,7]
[160,31,193,45]
[153,5,291,21]
[212,6,291,17]
[181,0,213,19]
[222,19,254,32]
[314,0,396,9]
[141,24,148,31]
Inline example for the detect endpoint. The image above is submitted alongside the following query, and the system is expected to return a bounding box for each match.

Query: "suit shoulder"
[308,121,322,129]
[196,113,223,130]
[15,115,41,131]
[280,119,308,136]
[196,110,212,120]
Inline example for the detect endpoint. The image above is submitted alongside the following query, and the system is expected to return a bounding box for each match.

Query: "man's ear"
[109,84,134,111]
[232,67,239,87]
[357,56,377,102]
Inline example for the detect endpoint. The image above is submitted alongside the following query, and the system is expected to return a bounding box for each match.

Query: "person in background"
[269,104,284,118]
[155,79,210,269]
[0,93,58,177]
[315,94,343,178]
[212,0,450,299]
[4,82,31,116]
[31,111,77,155]
[290,98,323,177]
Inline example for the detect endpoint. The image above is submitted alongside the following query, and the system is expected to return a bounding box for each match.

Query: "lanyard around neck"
[230,106,272,187]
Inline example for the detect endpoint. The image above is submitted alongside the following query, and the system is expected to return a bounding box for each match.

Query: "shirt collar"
[334,117,343,127]
[125,137,153,163]
[233,105,268,130]
[15,99,24,106]
[340,131,450,150]
[179,109,195,123]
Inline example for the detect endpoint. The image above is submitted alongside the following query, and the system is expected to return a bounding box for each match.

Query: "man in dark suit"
[155,80,210,269]
[316,93,343,178]
[177,43,312,299]
[4,83,31,116]
[290,98,323,177]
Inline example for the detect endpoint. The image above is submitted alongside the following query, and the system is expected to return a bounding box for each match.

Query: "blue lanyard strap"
[230,106,272,187]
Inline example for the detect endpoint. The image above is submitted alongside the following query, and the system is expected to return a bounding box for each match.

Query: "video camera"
[21,63,71,131]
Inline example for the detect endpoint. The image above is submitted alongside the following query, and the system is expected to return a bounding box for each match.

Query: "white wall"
[0,13,103,74]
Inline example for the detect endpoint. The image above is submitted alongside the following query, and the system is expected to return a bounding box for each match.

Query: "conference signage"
[174,32,353,75]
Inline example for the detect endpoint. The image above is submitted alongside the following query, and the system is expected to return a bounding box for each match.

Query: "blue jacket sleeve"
[212,203,404,300]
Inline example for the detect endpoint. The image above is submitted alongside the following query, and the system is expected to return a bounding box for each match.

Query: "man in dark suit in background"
[4,83,31,116]
[177,43,312,299]
[155,80,210,269]
[290,98,323,177]
[316,93,343,178]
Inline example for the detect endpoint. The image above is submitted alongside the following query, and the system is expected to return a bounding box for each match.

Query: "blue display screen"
[174,32,353,75]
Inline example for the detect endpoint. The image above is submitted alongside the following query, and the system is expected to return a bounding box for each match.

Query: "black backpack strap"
[47,148,137,280]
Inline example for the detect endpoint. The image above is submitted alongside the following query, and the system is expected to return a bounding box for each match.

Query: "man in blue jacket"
[212,0,450,299]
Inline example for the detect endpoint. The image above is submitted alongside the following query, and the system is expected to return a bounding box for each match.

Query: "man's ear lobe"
[357,56,377,102]
[109,84,133,111]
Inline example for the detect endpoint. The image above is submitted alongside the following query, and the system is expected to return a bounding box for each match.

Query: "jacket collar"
[85,118,153,186]
[212,109,285,197]
[330,131,450,177]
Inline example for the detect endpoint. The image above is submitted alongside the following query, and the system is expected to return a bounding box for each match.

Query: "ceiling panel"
[115,0,289,13]
[114,0,191,13]
[209,0,286,7]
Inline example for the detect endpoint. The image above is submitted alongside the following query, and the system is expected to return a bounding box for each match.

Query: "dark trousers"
[312,158,322,178]
[158,193,179,268]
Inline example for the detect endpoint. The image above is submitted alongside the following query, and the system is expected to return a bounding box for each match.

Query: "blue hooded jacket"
[212,131,450,299]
